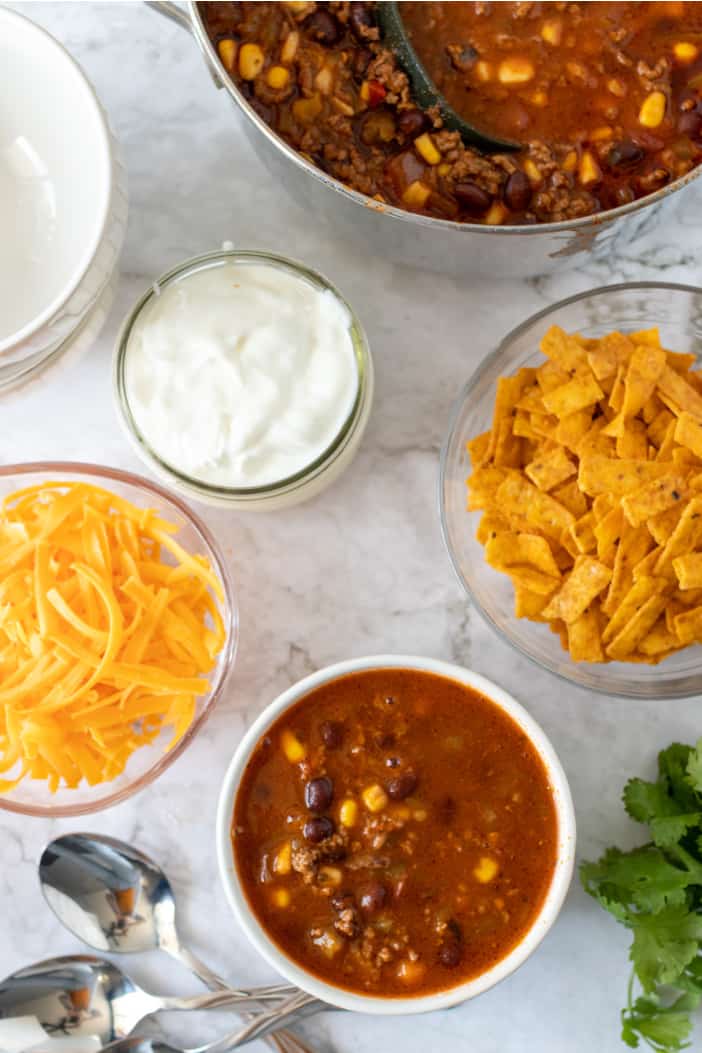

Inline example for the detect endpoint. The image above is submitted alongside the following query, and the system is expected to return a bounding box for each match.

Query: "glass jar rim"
[113,248,373,502]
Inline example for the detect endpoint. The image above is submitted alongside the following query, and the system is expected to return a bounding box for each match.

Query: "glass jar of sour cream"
[114,250,373,509]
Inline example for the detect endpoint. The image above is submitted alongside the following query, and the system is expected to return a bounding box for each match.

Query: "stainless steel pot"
[148,1,701,278]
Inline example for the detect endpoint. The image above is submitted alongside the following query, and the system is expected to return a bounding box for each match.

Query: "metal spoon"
[377,2,520,153]
[39,833,320,1053]
[0,955,294,1050]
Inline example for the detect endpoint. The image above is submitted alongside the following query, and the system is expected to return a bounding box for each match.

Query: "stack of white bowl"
[0,8,127,391]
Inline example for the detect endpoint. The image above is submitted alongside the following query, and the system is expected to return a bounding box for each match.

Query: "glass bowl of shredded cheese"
[0,461,236,816]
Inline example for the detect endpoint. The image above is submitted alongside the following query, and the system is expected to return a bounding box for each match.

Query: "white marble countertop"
[4,3,702,1052]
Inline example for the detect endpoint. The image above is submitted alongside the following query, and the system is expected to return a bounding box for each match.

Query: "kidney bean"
[453,182,492,215]
[303,9,340,46]
[386,771,418,800]
[359,881,387,913]
[503,170,531,211]
[606,140,645,171]
[348,2,375,40]
[320,720,344,748]
[303,816,335,843]
[397,108,429,138]
[305,776,334,812]
[438,941,463,968]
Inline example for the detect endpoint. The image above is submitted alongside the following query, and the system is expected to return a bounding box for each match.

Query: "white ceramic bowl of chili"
[216,654,576,1015]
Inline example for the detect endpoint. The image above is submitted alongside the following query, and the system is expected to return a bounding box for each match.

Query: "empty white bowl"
[0,8,126,380]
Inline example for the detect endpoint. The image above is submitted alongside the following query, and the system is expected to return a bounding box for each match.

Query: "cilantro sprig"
[581,739,702,1051]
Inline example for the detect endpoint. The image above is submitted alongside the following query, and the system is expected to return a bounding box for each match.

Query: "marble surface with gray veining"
[3,3,702,1051]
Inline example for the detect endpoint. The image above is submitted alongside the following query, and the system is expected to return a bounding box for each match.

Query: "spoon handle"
[164,945,319,1053]
[159,986,296,1012]
[195,990,321,1053]
[165,943,230,991]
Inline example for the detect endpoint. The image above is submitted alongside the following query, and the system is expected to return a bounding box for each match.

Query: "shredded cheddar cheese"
[0,481,226,794]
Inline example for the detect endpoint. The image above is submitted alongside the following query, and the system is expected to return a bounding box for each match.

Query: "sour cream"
[123,260,359,489]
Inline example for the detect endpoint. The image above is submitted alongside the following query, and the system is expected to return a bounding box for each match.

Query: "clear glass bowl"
[0,462,237,816]
[113,249,374,511]
[440,283,702,700]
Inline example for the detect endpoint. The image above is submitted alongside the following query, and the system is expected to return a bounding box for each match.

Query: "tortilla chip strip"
[542,556,611,624]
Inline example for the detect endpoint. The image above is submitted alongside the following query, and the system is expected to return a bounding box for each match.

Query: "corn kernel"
[474,857,499,883]
[217,38,237,73]
[523,159,542,184]
[281,31,299,64]
[272,888,291,907]
[485,202,507,226]
[530,90,548,107]
[362,784,389,813]
[339,798,358,828]
[391,804,411,821]
[639,91,667,129]
[474,60,493,82]
[578,149,601,186]
[563,150,578,172]
[413,808,428,821]
[315,66,334,95]
[239,42,264,81]
[267,65,290,90]
[674,42,699,63]
[318,865,343,887]
[283,1,312,10]
[397,960,426,984]
[360,80,370,102]
[566,61,588,83]
[402,180,431,209]
[414,133,441,165]
[590,125,613,142]
[607,77,626,97]
[540,19,562,45]
[273,841,292,875]
[437,162,451,176]
[281,728,306,763]
[332,95,355,116]
[497,57,535,85]
[292,93,322,123]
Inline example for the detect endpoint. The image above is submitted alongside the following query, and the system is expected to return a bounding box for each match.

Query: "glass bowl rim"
[439,280,702,700]
[0,459,238,817]
[113,248,373,503]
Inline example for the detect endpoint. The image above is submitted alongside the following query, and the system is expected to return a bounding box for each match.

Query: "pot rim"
[186,0,701,237]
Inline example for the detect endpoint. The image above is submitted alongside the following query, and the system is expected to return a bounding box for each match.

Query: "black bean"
[320,720,344,748]
[352,46,373,80]
[303,9,340,45]
[386,756,401,768]
[375,732,396,749]
[454,181,492,215]
[303,816,335,843]
[438,941,462,968]
[348,1,375,40]
[386,771,418,800]
[503,170,531,212]
[305,776,334,813]
[397,108,429,138]
[679,111,702,139]
[606,140,645,171]
[359,881,387,913]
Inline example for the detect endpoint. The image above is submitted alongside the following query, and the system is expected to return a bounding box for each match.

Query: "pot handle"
[145,1,193,34]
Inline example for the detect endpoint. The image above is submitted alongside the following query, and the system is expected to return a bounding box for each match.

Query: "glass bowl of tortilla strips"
[441,283,702,699]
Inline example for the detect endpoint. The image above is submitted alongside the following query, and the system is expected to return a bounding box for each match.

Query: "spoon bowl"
[0,955,291,1049]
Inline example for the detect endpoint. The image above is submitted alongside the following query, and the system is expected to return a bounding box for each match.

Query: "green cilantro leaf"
[685,740,702,797]
[624,778,701,850]
[658,744,699,812]
[629,906,702,991]
[622,993,695,1053]
[580,845,693,916]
